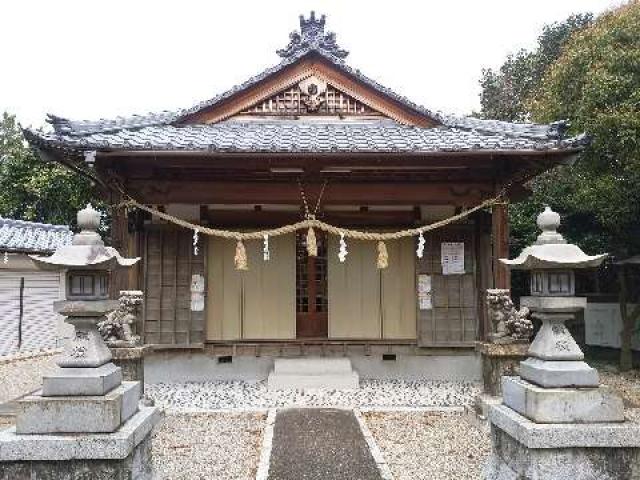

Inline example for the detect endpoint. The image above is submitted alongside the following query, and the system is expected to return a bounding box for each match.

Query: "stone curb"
[255,408,277,480]
[359,406,465,414]
[354,408,394,480]
[159,405,469,414]
[0,348,62,365]
[161,407,270,414]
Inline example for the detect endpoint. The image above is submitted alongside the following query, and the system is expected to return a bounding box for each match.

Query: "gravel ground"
[363,411,491,480]
[595,362,640,407]
[153,411,265,480]
[0,354,58,404]
[592,360,640,422]
[146,380,481,410]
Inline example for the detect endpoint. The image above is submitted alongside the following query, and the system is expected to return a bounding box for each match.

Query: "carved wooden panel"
[240,83,381,116]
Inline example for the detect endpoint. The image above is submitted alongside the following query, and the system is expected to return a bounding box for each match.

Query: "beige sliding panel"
[328,238,381,339]
[207,235,296,340]
[207,237,242,340]
[242,234,296,339]
[381,237,417,339]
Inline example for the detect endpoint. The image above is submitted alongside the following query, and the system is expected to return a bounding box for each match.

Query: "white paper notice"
[190,274,205,311]
[418,274,432,310]
[441,242,465,275]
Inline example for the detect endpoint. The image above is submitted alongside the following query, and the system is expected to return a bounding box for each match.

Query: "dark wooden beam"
[202,209,417,228]
[126,180,494,206]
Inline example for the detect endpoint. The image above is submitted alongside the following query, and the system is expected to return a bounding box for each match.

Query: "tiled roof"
[27,119,587,154]
[0,218,73,254]
[28,12,585,155]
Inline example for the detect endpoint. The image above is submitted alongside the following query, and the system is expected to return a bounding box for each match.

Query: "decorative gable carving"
[239,75,383,117]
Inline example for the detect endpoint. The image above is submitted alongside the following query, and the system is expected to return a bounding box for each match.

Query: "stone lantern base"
[0,406,160,480]
[486,404,640,480]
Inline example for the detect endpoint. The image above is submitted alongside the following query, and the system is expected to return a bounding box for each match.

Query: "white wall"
[584,303,640,351]
[0,254,69,356]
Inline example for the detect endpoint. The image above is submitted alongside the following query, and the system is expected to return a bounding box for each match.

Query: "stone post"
[0,205,161,479]
[475,289,532,417]
[98,290,148,391]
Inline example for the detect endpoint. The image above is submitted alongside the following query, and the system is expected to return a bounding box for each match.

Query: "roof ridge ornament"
[277,11,349,59]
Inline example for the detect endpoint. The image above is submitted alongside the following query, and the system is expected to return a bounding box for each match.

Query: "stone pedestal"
[17,382,142,434]
[110,346,148,392]
[486,404,640,480]
[486,302,640,479]
[0,406,160,480]
[502,376,624,424]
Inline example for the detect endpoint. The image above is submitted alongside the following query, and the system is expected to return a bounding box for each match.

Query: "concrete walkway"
[267,408,383,480]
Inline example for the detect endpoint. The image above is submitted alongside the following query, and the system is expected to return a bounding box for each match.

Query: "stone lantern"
[0,205,160,480]
[501,206,607,391]
[484,207,640,480]
[31,204,138,379]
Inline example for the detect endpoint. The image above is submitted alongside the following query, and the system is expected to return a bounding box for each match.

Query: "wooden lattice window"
[142,227,205,346]
[417,225,478,346]
[241,84,381,116]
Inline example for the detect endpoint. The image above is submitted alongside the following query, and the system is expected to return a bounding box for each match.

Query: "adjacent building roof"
[24,12,587,156]
[0,218,73,254]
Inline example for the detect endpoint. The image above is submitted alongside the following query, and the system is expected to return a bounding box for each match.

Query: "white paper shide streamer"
[263,234,270,261]
[338,232,348,263]
[417,232,426,259]
[193,229,199,256]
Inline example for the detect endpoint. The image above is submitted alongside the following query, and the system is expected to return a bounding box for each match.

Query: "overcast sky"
[0,0,621,128]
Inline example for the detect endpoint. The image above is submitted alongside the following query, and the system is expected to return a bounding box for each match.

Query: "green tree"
[528,1,640,369]
[0,112,97,227]
[479,13,593,121]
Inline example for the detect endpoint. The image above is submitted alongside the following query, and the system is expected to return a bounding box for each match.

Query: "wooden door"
[296,232,328,338]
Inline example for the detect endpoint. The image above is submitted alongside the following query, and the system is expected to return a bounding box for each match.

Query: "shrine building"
[25,13,586,378]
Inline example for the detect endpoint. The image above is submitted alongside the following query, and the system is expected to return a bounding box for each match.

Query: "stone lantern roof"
[30,204,139,270]
[500,207,607,270]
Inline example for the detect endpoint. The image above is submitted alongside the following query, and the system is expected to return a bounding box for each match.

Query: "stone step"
[273,357,354,375]
[268,357,359,390]
[268,372,360,390]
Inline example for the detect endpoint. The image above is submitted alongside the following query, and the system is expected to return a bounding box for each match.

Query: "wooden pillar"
[475,211,493,341]
[109,194,132,296]
[492,203,511,289]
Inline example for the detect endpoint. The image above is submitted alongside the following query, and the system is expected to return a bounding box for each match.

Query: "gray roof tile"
[27,119,586,154]
[0,218,72,254]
